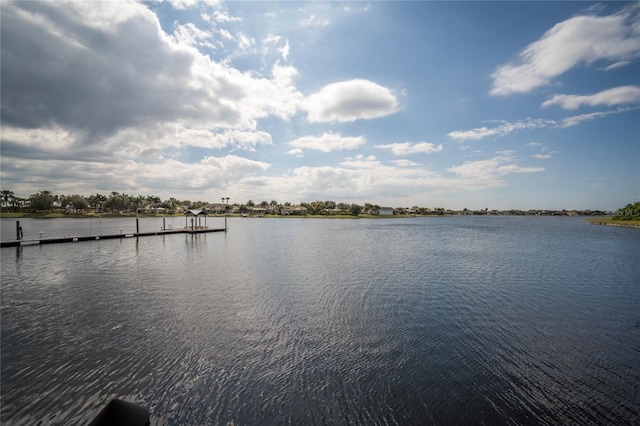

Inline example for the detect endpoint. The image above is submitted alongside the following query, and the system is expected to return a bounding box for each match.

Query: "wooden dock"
[0,227,226,248]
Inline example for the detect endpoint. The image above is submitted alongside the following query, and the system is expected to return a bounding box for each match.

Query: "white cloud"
[558,109,628,128]
[542,85,640,109]
[532,153,553,159]
[603,61,630,71]
[260,35,290,61]
[447,155,545,178]
[447,119,551,142]
[263,34,282,44]
[300,14,331,27]
[306,79,399,123]
[391,159,420,167]
[214,10,241,23]
[286,148,304,158]
[280,40,291,61]
[1,1,305,140]
[0,153,269,198]
[491,6,640,96]
[0,124,78,153]
[273,161,442,202]
[341,154,380,169]
[218,28,234,40]
[288,132,366,153]
[528,145,556,160]
[450,106,638,140]
[209,130,273,151]
[269,154,528,204]
[168,0,221,11]
[172,23,216,50]
[375,142,443,156]
[236,32,255,52]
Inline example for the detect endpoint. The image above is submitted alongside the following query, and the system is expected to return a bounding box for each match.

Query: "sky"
[1,1,639,210]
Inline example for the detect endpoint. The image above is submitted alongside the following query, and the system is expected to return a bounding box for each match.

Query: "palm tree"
[168,197,177,214]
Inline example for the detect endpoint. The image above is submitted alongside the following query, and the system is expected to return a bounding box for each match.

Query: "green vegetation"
[0,189,446,218]
[585,202,640,228]
[613,202,640,221]
[0,187,625,220]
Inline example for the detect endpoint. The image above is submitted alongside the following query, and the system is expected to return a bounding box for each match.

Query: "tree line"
[3,189,632,217]
[0,190,208,214]
[0,189,415,216]
[613,202,640,220]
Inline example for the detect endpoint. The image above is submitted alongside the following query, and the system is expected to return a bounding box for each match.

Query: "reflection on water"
[1,217,639,424]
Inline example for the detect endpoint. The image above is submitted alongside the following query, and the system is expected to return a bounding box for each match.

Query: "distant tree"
[191,200,206,209]
[104,193,131,212]
[349,203,362,216]
[62,194,89,211]
[301,202,316,215]
[88,193,107,212]
[613,202,640,220]
[29,191,54,211]
[168,197,178,214]
[147,195,161,205]
[131,195,146,212]
[247,200,255,207]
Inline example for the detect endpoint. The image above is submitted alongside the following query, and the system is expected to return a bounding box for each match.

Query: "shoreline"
[585,218,640,229]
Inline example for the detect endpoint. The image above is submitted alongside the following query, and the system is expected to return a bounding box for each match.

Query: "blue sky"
[1,1,638,210]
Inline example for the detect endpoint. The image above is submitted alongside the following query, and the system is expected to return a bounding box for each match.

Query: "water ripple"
[1,217,639,424]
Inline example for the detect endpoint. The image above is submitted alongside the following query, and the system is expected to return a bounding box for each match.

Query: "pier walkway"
[0,227,225,248]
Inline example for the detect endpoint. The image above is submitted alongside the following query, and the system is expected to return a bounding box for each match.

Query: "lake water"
[1,216,639,425]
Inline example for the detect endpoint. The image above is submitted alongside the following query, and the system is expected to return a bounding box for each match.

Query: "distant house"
[378,207,395,215]
[280,205,308,215]
[206,203,226,214]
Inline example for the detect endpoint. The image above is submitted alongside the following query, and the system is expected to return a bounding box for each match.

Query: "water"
[1,216,639,425]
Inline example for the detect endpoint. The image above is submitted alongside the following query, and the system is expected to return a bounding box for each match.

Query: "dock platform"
[1,227,226,248]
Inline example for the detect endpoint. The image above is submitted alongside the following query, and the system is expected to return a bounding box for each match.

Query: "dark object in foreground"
[88,399,150,426]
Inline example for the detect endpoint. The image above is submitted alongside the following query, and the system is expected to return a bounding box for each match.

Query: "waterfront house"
[205,203,226,214]
[250,207,268,217]
[378,207,395,215]
[280,205,308,215]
